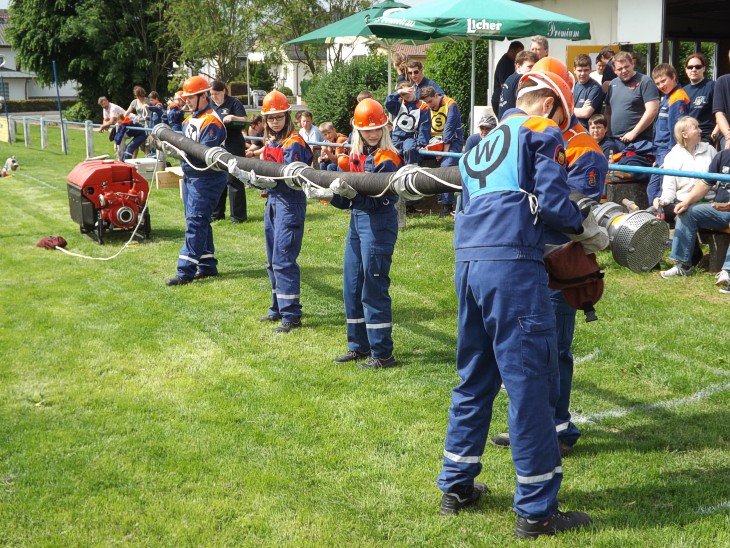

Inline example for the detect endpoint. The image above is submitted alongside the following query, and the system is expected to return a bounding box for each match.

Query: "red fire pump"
[66,159,151,244]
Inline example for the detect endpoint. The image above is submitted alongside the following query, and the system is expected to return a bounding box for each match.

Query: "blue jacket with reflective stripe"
[455,111,583,262]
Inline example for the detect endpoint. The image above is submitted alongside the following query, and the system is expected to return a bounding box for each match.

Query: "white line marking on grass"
[17,172,60,190]
[697,500,730,515]
[573,382,730,424]
[575,350,598,365]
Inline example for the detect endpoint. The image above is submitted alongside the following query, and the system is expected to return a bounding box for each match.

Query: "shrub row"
[5,98,78,113]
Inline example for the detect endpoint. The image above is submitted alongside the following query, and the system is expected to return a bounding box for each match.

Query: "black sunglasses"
[686,64,704,70]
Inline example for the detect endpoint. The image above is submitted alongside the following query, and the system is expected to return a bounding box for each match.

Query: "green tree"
[8,0,179,119]
[425,41,490,126]
[169,0,256,85]
[256,0,370,77]
[304,53,388,132]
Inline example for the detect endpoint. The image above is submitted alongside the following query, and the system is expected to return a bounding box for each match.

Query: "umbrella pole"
[470,38,476,132]
[388,49,392,93]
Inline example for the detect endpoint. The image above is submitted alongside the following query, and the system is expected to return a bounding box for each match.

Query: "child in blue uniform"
[165,76,227,286]
[649,63,690,204]
[437,71,596,539]
[257,91,313,333]
[385,81,431,165]
[164,91,185,132]
[304,99,403,369]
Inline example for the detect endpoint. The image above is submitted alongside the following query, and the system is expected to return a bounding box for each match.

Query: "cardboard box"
[155,169,182,190]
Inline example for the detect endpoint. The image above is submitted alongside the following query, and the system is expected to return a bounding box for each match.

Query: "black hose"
[152,124,463,197]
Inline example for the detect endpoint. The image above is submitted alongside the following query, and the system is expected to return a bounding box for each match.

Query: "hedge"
[5,99,78,113]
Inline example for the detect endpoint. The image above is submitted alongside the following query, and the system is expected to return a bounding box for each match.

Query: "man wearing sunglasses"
[405,60,444,100]
[684,53,717,143]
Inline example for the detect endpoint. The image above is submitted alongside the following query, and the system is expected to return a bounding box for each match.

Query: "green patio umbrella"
[287,0,413,91]
[287,0,410,46]
[367,0,591,124]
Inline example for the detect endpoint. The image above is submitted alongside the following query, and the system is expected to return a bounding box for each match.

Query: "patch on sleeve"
[554,145,567,169]
[588,168,598,187]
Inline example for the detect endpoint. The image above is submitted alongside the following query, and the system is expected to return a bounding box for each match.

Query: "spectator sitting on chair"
[660,147,730,286]
[653,116,716,223]
[588,113,623,160]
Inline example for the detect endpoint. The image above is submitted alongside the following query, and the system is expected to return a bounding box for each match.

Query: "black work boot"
[515,510,592,538]
[334,350,370,363]
[274,320,302,333]
[440,482,489,516]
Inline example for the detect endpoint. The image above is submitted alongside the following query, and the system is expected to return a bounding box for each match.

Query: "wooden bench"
[698,227,730,272]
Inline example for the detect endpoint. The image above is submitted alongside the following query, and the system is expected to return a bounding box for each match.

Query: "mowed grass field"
[1,123,729,546]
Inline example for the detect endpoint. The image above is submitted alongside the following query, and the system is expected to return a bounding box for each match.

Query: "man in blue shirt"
[572,54,605,130]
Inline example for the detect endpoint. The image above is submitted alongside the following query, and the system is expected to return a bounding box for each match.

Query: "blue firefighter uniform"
[385,92,431,165]
[430,95,464,206]
[548,115,608,447]
[176,106,227,279]
[330,148,402,359]
[262,130,313,323]
[648,86,690,203]
[437,111,584,520]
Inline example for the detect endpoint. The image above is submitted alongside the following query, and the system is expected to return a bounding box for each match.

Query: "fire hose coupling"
[151,123,171,140]
[281,161,309,190]
[205,147,227,171]
[392,164,425,201]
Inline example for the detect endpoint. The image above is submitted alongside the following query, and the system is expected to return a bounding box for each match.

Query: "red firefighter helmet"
[261,90,291,115]
[352,98,388,130]
[181,76,211,97]
[533,56,575,88]
[518,71,574,132]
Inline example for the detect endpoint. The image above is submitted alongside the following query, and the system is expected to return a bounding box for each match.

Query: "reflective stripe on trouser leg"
[265,196,305,322]
[343,219,369,353]
[177,173,227,279]
[354,210,397,358]
[550,289,581,446]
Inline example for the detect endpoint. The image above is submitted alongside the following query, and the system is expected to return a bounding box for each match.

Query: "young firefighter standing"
[437,71,597,538]
[491,57,609,456]
[165,76,227,286]
[255,91,313,333]
[303,99,403,369]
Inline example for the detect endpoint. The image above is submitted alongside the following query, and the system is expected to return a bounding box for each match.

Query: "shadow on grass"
[569,465,730,532]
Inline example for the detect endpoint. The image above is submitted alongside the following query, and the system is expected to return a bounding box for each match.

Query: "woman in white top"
[122,86,150,159]
[655,116,717,222]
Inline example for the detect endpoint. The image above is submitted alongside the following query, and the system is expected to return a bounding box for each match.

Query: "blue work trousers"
[123,124,147,160]
[550,290,581,446]
[670,203,730,269]
[438,259,562,520]
[393,136,420,165]
[264,195,306,322]
[177,172,228,279]
[647,150,668,205]
[343,206,398,358]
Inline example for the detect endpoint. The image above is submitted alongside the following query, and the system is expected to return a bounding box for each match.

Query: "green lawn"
[1,125,729,546]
